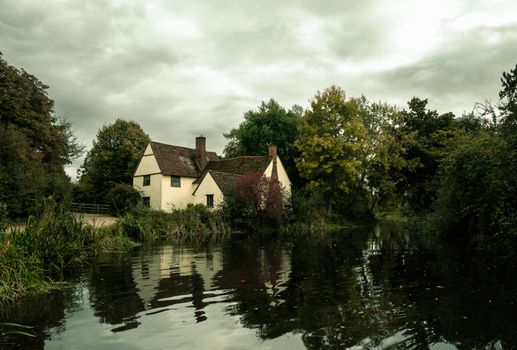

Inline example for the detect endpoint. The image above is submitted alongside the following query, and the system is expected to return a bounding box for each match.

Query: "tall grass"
[0,203,135,304]
[120,204,232,244]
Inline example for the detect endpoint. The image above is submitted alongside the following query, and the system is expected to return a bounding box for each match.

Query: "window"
[143,175,151,186]
[206,194,214,208]
[143,197,150,207]
[171,176,181,187]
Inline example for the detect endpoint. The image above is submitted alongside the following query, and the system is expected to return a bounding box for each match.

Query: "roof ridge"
[151,140,217,154]
[219,155,270,160]
[150,141,195,151]
[209,170,242,176]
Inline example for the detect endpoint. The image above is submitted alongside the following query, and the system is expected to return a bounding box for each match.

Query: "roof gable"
[150,141,219,177]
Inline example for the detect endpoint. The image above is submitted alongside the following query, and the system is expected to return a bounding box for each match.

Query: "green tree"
[432,65,517,252]
[0,53,81,216]
[295,86,369,212]
[498,64,517,146]
[77,119,149,204]
[434,131,510,236]
[223,99,303,187]
[363,103,420,211]
[390,98,457,210]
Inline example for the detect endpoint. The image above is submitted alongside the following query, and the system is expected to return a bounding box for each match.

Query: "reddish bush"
[234,172,286,226]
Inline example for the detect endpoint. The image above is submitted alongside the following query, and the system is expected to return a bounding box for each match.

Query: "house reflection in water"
[129,243,292,325]
[131,246,225,322]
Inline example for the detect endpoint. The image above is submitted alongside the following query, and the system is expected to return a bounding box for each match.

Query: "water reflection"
[2,224,517,349]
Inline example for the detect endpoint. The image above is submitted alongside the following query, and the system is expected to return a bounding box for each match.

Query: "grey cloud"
[2,0,517,178]
[366,23,517,114]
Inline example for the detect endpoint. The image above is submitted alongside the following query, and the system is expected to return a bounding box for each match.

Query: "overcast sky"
[1,0,517,177]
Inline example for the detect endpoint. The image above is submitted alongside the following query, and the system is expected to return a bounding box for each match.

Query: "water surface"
[2,224,517,349]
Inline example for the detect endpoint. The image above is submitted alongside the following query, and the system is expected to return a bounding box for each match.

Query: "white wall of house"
[134,144,160,176]
[161,176,198,210]
[133,144,163,210]
[263,157,292,197]
[192,173,224,208]
[133,174,163,210]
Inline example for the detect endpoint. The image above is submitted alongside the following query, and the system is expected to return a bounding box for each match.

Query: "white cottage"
[133,137,291,211]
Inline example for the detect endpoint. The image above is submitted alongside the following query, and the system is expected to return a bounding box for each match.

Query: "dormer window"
[171,176,181,187]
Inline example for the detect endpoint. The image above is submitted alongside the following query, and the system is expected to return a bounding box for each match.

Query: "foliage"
[77,118,149,204]
[430,65,517,253]
[0,53,82,217]
[363,97,460,213]
[295,86,370,213]
[221,172,288,232]
[105,183,142,215]
[223,99,303,187]
[0,202,135,303]
[119,205,232,244]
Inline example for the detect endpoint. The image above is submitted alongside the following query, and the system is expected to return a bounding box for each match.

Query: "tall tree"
[295,86,369,211]
[391,98,457,210]
[223,99,303,187]
[77,119,149,203]
[0,53,81,216]
[498,64,517,144]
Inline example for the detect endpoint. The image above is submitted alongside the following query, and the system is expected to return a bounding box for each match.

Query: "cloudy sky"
[1,0,517,176]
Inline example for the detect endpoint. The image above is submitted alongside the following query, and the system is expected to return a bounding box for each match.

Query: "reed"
[0,203,135,303]
[120,205,232,244]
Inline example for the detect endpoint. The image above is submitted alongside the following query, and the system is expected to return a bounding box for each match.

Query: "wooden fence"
[70,203,112,215]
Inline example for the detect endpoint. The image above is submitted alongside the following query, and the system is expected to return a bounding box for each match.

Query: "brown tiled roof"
[207,171,241,195]
[150,141,219,177]
[203,156,272,175]
[192,155,273,197]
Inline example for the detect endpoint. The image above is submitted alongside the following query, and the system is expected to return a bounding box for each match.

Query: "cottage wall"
[134,144,160,176]
[161,176,198,210]
[193,173,224,208]
[133,144,163,210]
[133,174,162,210]
[263,157,292,197]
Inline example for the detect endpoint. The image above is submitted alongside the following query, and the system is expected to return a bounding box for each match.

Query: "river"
[2,223,516,349]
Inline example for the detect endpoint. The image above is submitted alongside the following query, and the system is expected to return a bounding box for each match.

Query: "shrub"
[105,183,142,215]
[221,172,288,232]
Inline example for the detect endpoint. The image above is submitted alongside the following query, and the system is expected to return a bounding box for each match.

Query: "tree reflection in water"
[3,223,517,349]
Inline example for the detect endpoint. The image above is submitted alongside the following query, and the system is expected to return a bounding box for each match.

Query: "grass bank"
[0,204,232,303]
[0,205,136,304]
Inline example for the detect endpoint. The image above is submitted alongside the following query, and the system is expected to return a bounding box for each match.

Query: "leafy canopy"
[0,53,82,216]
[295,86,369,206]
[77,119,149,203]
[223,99,303,186]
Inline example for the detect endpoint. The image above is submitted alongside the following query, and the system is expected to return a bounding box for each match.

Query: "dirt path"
[75,214,119,228]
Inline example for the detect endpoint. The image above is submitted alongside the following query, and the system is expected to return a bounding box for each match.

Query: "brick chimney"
[268,145,277,159]
[196,136,206,160]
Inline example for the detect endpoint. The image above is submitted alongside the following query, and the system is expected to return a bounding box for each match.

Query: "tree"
[295,86,369,211]
[500,64,517,111]
[0,53,81,216]
[430,64,517,252]
[498,64,517,144]
[223,99,303,187]
[434,131,510,236]
[363,102,421,211]
[77,119,149,204]
[222,172,287,230]
[389,98,457,210]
